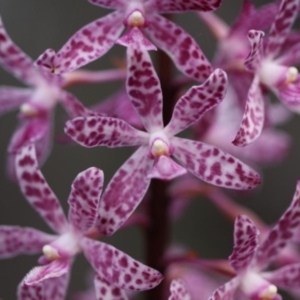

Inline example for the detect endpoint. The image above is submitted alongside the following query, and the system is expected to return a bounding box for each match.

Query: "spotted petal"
[172,137,261,190]
[254,180,300,270]
[17,282,44,300]
[169,279,191,300]
[94,275,127,300]
[208,278,239,300]
[42,274,70,300]
[65,116,148,148]
[232,76,265,147]
[68,167,104,233]
[145,14,212,82]
[15,144,68,234]
[97,146,152,235]
[229,215,259,273]
[0,226,55,259]
[277,41,300,65]
[81,238,163,290]
[164,69,227,136]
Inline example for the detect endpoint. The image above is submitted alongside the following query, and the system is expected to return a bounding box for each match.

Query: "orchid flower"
[168,279,191,300]
[209,181,300,300]
[0,144,162,299]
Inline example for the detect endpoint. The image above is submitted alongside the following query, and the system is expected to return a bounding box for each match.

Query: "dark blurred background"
[0,0,300,299]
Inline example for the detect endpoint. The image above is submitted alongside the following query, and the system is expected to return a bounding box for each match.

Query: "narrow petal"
[126,29,163,132]
[94,275,127,300]
[88,0,125,9]
[168,279,191,300]
[275,77,300,108]
[229,215,259,273]
[208,278,239,300]
[265,0,300,58]
[51,12,124,74]
[0,86,32,116]
[244,30,265,72]
[97,146,152,235]
[0,16,39,85]
[15,144,68,234]
[147,0,222,13]
[172,137,261,190]
[81,238,163,290]
[164,69,227,136]
[65,116,148,148]
[17,282,43,300]
[42,273,70,300]
[68,167,104,233]
[145,14,213,82]
[232,77,265,147]
[0,226,55,258]
[24,259,70,285]
[254,180,300,269]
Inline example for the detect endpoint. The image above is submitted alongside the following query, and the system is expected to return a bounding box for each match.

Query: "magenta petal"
[42,273,70,300]
[232,77,265,147]
[172,137,261,190]
[168,279,191,300]
[265,0,300,58]
[126,32,163,132]
[164,69,227,136]
[17,282,44,300]
[53,12,124,74]
[94,274,127,300]
[277,41,300,65]
[24,259,70,285]
[15,144,68,234]
[88,0,125,9]
[65,116,148,148]
[229,215,259,273]
[0,226,55,258]
[254,180,300,270]
[145,14,212,82]
[97,146,152,235]
[68,167,104,233]
[208,277,239,300]
[81,238,163,290]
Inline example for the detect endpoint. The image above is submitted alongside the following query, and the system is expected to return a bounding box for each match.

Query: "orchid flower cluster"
[2,0,300,299]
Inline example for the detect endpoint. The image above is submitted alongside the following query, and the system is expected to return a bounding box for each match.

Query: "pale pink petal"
[17,282,44,300]
[208,278,240,300]
[145,14,212,82]
[81,238,163,290]
[275,77,300,107]
[254,180,300,270]
[15,144,68,234]
[244,30,265,72]
[148,0,222,13]
[265,0,300,58]
[172,137,261,190]
[24,259,70,285]
[97,146,152,235]
[126,29,163,132]
[0,16,39,85]
[65,116,148,148]
[51,12,124,74]
[94,275,127,300]
[42,273,70,300]
[232,77,265,147]
[0,86,32,116]
[229,215,259,273]
[88,0,125,9]
[164,69,227,136]
[0,226,55,258]
[168,279,191,300]
[68,167,104,233]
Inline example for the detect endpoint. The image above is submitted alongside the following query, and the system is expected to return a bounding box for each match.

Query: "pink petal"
[229,215,259,273]
[68,167,104,233]
[145,14,212,82]
[125,29,163,132]
[208,278,239,300]
[254,180,300,270]
[81,238,163,290]
[65,116,148,148]
[15,144,68,234]
[41,273,70,300]
[232,77,265,147]
[277,40,300,65]
[97,146,152,235]
[94,275,127,300]
[275,77,300,107]
[0,86,32,116]
[52,12,124,74]
[265,0,300,58]
[88,0,125,9]
[172,136,261,190]
[164,69,227,136]
[148,0,222,13]
[244,30,265,72]
[0,226,55,258]
[24,258,70,285]
[0,16,39,85]
[17,282,44,300]
[168,279,191,300]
